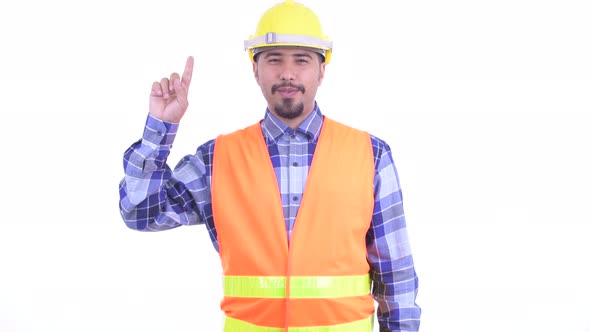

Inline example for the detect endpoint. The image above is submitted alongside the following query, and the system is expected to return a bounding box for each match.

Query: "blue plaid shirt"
[119,104,421,331]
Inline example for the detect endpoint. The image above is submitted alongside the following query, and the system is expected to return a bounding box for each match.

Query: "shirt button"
[156,131,163,136]
[292,196,299,202]
[292,162,298,167]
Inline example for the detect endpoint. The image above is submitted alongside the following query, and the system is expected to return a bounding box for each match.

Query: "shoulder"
[369,134,392,162]
[323,116,394,164]
[323,116,371,141]
[216,122,262,142]
[179,122,261,168]
[196,138,216,155]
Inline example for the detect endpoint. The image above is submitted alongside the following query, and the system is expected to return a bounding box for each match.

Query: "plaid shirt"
[119,104,421,331]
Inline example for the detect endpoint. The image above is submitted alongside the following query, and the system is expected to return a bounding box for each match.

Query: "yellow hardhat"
[244,0,333,64]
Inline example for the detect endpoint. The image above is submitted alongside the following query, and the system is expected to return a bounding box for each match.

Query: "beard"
[271,82,306,119]
[274,99,304,119]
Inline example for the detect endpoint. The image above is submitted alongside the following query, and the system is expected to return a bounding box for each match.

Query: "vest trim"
[224,315,373,332]
[224,274,371,298]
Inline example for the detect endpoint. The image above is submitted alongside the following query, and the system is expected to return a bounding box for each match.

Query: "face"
[253,48,325,128]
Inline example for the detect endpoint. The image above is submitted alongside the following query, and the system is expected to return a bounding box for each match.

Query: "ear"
[253,61,260,83]
[318,62,326,85]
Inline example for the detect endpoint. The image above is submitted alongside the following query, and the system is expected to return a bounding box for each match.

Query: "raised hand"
[149,56,194,123]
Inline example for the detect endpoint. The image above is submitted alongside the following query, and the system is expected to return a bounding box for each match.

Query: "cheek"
[255,69,271,86]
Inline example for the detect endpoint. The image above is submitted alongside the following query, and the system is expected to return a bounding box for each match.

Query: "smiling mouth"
[278,87,299,93]
[277,87,300,97]
[272,83,305,95]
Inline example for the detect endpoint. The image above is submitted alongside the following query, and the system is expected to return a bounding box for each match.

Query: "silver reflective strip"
[244,32,333,50]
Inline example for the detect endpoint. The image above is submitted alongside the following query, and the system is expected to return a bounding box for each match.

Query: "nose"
[279,63,296,81]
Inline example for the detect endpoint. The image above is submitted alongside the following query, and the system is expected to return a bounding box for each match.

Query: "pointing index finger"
[181,56,194,89]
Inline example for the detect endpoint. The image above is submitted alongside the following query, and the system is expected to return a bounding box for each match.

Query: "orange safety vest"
[212,117,375,331]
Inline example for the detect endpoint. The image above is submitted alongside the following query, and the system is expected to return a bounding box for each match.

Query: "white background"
[1,0,589,331]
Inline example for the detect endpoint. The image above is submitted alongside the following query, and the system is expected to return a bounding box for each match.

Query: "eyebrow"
[263,52,313,59]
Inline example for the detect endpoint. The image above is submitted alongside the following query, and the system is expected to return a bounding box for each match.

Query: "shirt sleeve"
[367,136,421,332]
[118,114,216,243]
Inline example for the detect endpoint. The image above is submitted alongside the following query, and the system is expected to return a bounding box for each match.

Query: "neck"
[271,101,315,129]
[280,117,306,130]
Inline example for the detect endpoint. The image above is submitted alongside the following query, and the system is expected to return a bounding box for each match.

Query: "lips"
[272,83,305,95]
[276,86,300,98]
[277,87,299,93]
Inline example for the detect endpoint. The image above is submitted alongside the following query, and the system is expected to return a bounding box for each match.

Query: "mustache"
[271,83,305,94]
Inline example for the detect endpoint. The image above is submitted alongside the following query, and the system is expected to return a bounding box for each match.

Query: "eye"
[296,58,309,64]
[268,58,280,64]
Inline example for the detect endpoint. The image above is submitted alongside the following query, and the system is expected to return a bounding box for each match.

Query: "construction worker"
[118,0,421,331]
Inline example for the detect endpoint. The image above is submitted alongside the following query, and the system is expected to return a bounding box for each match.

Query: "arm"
[367,136,421,332]
[118,56,209,231]
[118,114,213,232]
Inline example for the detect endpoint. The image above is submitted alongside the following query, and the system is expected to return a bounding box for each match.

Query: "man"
[118,0,421,331]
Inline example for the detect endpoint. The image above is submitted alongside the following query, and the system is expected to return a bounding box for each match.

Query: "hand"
[149,56,194,123]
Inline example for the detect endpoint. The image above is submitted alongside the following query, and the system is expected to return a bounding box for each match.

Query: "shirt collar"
[261,103,324,143]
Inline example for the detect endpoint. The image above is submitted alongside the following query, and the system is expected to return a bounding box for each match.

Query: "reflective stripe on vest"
[224,274,371,298]
[225,315,373,332]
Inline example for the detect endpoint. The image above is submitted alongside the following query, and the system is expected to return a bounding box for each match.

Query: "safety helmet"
[244,0,333,64]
